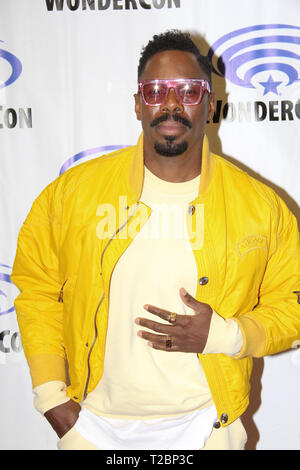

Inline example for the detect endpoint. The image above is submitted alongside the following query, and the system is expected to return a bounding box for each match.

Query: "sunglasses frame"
[138,78,211,106]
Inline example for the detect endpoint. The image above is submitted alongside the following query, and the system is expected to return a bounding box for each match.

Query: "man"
[11,30,300,450]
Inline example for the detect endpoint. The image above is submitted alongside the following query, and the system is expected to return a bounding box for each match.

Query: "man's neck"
[143,148,202,183]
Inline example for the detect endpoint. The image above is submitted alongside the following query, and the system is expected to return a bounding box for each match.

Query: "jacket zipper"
[58,279,67,302]
[82,202,140,399]
[83,293,104,399]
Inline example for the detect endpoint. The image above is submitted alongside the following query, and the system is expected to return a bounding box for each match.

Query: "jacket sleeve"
[234,193,300,359]
[11,180,67,388]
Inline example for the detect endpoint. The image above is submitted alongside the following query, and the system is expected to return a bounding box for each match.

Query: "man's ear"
[134,93,141,121]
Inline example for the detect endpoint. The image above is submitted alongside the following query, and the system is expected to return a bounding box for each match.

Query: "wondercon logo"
[208,24,300,96]
[59,144,130,174]
[0,264,17,317]
[0,41,22,88]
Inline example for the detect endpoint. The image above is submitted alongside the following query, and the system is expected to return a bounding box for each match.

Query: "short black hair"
[137,29,212,87]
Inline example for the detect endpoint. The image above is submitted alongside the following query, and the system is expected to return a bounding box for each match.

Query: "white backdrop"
[1,0,300,450]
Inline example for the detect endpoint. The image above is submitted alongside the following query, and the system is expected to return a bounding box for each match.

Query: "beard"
[154,136,188,157]
[151,113,191,157]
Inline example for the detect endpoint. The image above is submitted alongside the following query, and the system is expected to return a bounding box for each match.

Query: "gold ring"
[168,312,177,324]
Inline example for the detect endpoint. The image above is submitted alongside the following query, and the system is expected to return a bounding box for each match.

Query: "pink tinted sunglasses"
[138,78,211,106]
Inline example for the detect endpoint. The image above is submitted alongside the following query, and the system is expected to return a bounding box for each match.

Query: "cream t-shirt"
[83,166,214,418]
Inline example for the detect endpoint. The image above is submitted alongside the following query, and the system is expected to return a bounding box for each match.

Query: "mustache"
[150,113,192,129]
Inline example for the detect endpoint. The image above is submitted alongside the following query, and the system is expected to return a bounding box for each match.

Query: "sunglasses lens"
[178,83,202,104]
[143,83,168,105]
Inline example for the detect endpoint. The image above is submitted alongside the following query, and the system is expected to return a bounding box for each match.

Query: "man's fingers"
[142,304,190,326]
[137,327,181,352]
[137,330,169,343]
[148,341,179,352]
[180,288,212,315]
[136,317,173,334]
[143,304,175,322]
[180,288,199,307]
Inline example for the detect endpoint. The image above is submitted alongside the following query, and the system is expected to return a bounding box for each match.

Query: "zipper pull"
[58,280,67,302]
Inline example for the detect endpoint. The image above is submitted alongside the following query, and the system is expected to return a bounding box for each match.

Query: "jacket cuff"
[232,315,267,358]
[202,311,243,356]
[33,381,70,414]
[27,354,67,388]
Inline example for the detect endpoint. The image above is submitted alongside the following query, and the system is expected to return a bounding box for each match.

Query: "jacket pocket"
[58,279,68,303]
[59,277,77,312]
[60,277,77,346]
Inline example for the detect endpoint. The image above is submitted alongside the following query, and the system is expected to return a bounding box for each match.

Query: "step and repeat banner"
[1,0,299,450]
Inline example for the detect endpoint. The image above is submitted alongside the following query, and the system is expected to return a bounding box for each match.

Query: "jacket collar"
[128,132,215,202]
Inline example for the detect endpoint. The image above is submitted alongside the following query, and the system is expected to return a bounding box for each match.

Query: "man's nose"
[161,88,183,113]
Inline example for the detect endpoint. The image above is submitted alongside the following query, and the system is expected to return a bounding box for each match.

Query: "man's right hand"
[44,399,81,439]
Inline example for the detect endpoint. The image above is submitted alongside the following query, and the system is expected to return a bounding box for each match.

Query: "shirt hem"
[82,398,215,421]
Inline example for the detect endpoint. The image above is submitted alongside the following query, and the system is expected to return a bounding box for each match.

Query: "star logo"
[259,74,283,96]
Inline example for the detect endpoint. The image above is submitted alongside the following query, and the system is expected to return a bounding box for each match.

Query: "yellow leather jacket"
[11,134,300,427]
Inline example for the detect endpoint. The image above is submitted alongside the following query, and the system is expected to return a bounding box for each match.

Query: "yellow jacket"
[11,134,300,427]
